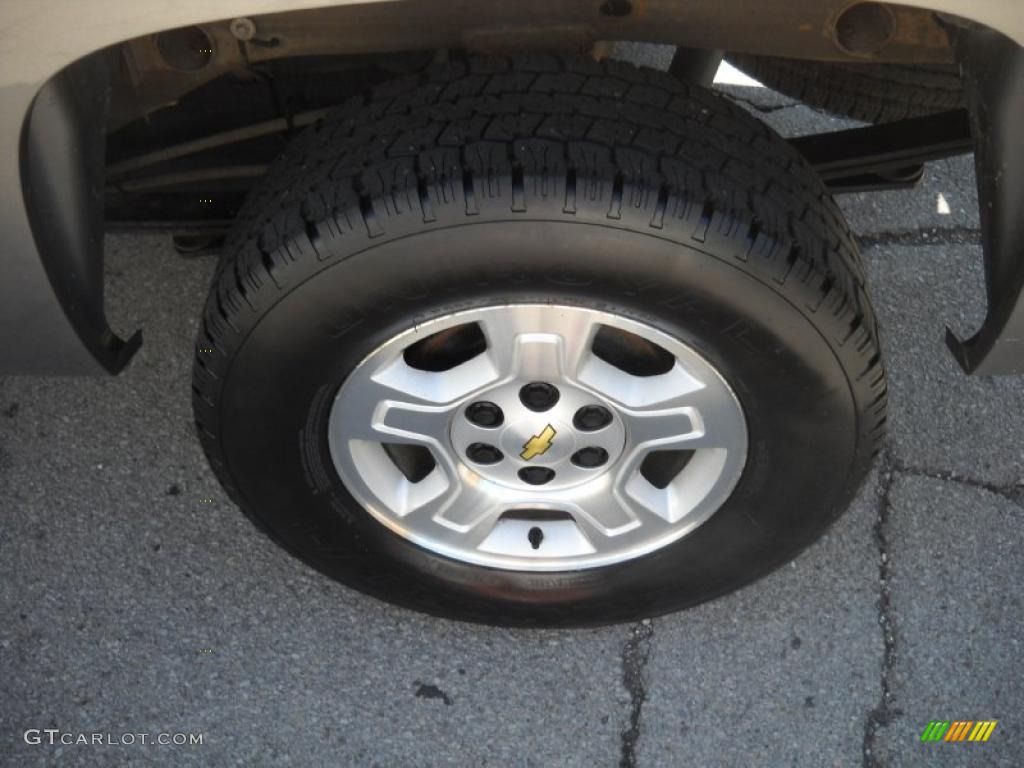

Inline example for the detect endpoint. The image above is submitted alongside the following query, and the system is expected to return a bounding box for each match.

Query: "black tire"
[192,54,887,626]
[726,54,963,123]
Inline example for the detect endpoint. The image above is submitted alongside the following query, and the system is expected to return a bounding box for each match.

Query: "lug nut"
[466,443,503,464]
[573,405,612,431]
[466,401,504,428]
[518,466,555,485]
[519,382,560,412]
[572,447,609,468]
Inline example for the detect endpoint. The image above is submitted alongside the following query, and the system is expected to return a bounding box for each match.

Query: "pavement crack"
[891,459,1023,504]
[619,618,654,768]
[863,451,898,768]
[857,226,982,249]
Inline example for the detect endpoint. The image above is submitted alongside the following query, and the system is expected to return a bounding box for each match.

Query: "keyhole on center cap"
[527,527,544,550]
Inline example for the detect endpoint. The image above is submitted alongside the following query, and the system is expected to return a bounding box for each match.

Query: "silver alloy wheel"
[327,304,747,571]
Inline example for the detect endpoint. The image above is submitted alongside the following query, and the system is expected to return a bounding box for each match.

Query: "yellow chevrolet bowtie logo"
[521,424,557,461]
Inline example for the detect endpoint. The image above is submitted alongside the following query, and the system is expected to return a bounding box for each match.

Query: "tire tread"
[726,54,963,123]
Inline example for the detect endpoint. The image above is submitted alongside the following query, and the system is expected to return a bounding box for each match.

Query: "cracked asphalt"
[2,49,1022,767]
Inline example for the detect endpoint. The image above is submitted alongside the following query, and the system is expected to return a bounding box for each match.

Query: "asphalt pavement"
[1,52,1021,767]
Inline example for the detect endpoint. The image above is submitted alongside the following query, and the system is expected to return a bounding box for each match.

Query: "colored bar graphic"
[944,721,972,741]
[968,721,997,742]
[921,720,997,743]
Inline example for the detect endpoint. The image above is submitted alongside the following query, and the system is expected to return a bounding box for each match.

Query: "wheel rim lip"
[327,303,748,572]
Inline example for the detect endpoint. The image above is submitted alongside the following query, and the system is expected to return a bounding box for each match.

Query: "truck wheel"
[726,55,963,123]
[192,55,886,626]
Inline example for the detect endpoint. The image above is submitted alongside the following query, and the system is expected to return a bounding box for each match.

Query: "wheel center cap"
[450,380,627,492]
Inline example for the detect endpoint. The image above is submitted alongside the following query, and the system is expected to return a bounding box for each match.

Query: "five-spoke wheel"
[328,305,747,570]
